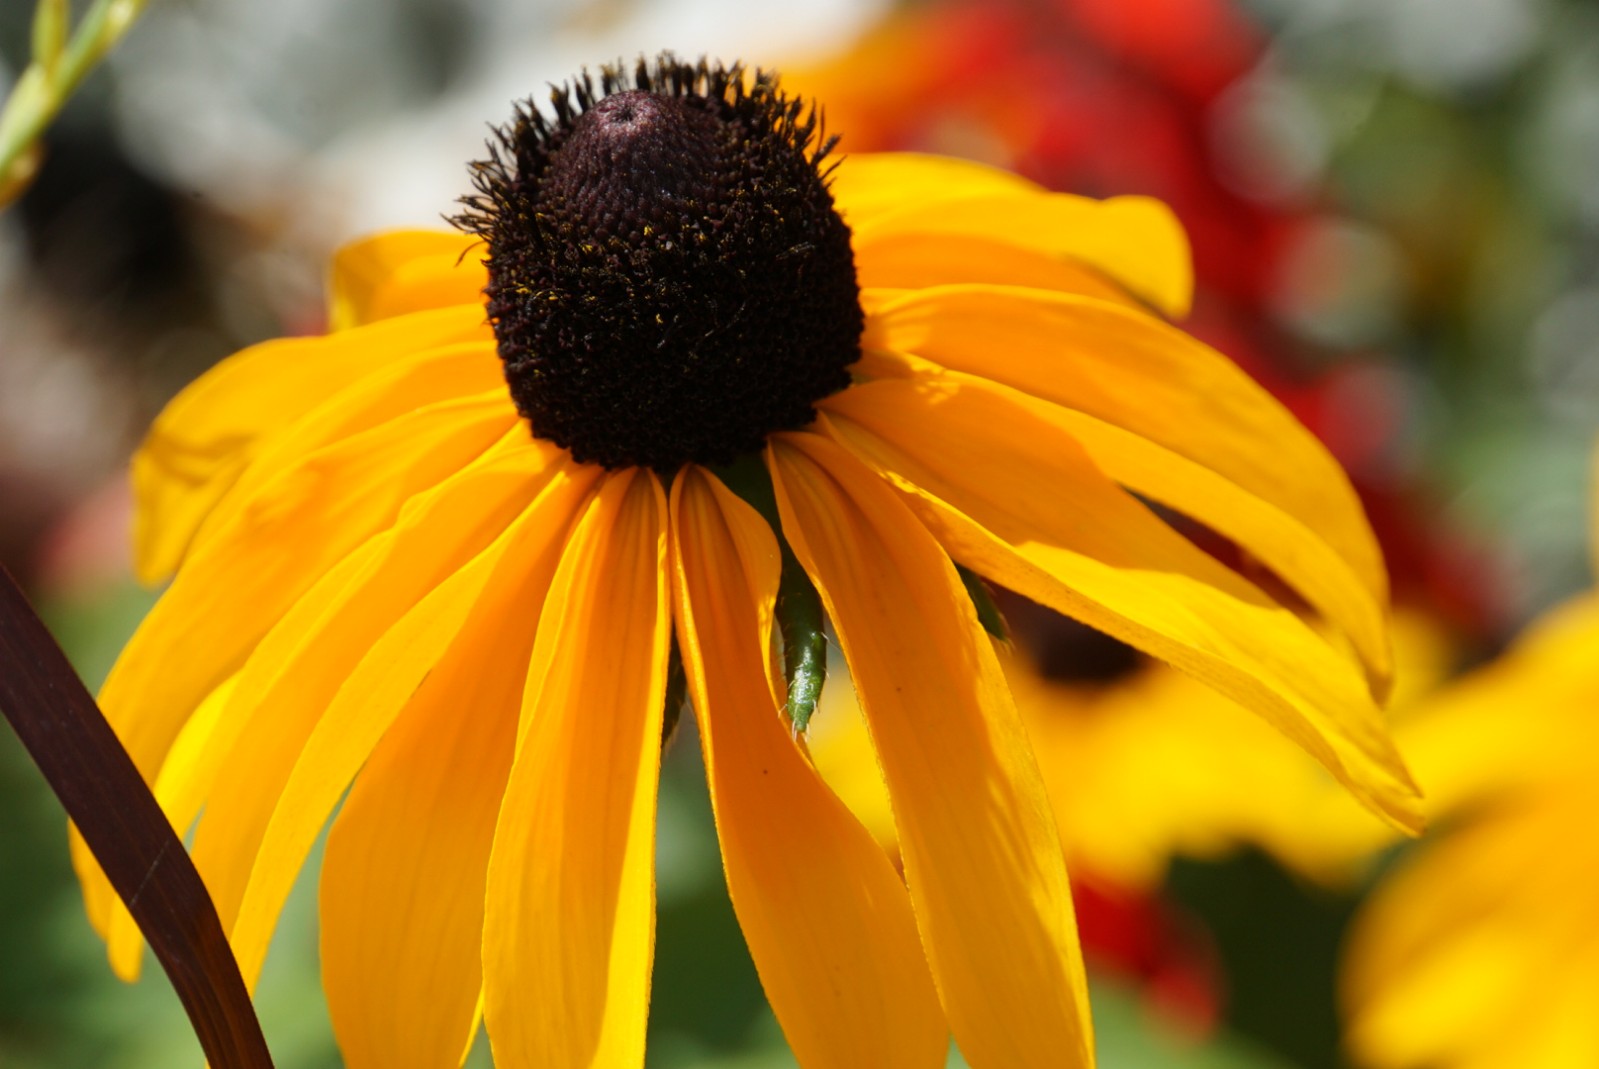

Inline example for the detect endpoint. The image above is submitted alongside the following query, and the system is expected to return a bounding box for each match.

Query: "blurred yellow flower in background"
[67,55,1417,1069]
[812,610,1451,895]
[1342,547,1599,1069]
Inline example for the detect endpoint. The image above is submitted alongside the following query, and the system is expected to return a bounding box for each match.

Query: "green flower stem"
[0,0,149,208]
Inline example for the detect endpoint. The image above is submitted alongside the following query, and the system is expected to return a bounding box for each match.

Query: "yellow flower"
[73,57,1416,1069]
[1341,587,1599,1069]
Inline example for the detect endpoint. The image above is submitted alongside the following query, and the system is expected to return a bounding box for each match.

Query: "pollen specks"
[455,55,863,472]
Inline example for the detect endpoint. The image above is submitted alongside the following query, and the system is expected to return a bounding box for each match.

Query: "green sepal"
[711,452,829,735]
[775,555,827,734]
[661,636,687,751]
[958,563,1008,641]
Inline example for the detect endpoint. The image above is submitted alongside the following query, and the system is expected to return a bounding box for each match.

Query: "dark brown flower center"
[455,55,862,472]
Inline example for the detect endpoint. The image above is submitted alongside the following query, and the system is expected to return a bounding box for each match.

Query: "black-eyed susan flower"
[73,54,1419,1069]
[1341,481,1599,1069]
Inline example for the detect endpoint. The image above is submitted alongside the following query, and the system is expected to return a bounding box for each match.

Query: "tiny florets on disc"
[454,54,863,472]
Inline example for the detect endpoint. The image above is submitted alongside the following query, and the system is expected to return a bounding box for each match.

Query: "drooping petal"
[97,433,562,971]
[767,432,1094,1069]
[223,453,599,992]
[802,674,899,857]
[857,347,1391,696]
[185,436,569,950]
[327,230,485,330]
[109,396,517,776]
[483,469,669,1069]
[862,284,1390,689]
[852,198,1191,319]
[819,375,1421,832]
[317,464,595,1069]
[75,399,517,940]
[321,683,507,1069]
[670,466,947,1069]
[132,305,490,583]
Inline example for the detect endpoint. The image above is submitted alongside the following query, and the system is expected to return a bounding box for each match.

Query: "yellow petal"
[860,346,1392,698]
[851,197,1191,319]
[1351,915,1527,1068]
[1343,792,1595,1069]
[1369,594,1599,823]
[316,464,595,1069]
[186,436,566,950]
[181,342,506,568]
[322,681,508,1069]
[76,400,517,941]
[670,466,947,1069]
[225,452,599,992]
[864,284,1389,679]
[483,469,669,1069]
[95,672,239,980]
[803,672,899,857]
[108,397,516,781]
[327,230,485,330]
[818,376,1421,833]
[829,152,1040,229]
[111,500,527,988]
[1505,967,1599,1069]
[854,232,1141,309]
[133,305,490,583]
[768,432,1094,1069]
